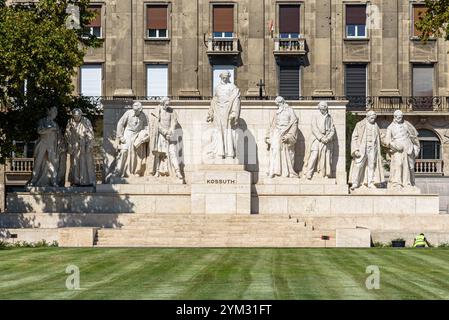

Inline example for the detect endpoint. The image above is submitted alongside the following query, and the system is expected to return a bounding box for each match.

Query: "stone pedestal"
[191,164,251,214]
[58,228,97,247]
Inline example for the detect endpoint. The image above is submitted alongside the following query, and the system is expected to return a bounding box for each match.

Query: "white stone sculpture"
[206,71,241,159]
[384,110,420,190]
[28,107,65,187]
[349,111,385,190]
[265,96,299,178]
[65,108,96,186]
[149,97,184,180]
[113,101,150,178]
[304,101,336,180]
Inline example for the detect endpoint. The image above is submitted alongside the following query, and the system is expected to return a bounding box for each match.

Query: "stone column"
[312,0,334,97]
[178,0,200,97]
[109,0,134,98]
[245,0,266,97]
[379,0,400,96]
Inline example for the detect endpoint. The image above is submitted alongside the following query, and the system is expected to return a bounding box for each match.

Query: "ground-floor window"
[212,65,235,95]
[80,64,103,97]
[418,129,441,160]
[278,64,301,99]
[345,63,367,109]
[412,64,434,110]
[147,64,169,98]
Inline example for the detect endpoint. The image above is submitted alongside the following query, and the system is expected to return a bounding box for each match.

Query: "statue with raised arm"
[65,108,96,186]
[384,110,420,190]
[304,101,336,180]
[113,102,150,177]
[265,96,299,178]
[28,107,63,187]
[349,111,385,190]
[149,97,184,181]
[206,71,241,159]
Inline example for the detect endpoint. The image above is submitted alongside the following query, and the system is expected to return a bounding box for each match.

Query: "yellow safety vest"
[413,235,426,247]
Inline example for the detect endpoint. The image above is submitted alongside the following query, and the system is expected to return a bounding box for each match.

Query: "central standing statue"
[384,110,420,190]
[265,96,299,178]
[150,97,184,180]
[304,101,336,180]
[206,71,241,159]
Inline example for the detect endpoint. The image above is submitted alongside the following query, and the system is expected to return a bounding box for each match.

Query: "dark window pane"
[159,29,167,37]
[148,29,157,37]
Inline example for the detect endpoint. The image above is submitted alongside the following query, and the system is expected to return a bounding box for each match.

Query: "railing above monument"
[415,159,443,176]
[345,96,449,113]
[273,36,307,55]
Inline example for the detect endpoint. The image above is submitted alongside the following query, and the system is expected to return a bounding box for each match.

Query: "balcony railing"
[346,96,449,113]
[5,157,105,185]
[415,159,443,176]
[206,35,239,55]
[273,36,306,55]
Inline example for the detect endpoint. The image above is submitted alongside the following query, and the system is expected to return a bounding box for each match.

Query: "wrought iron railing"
[346,96,449,112]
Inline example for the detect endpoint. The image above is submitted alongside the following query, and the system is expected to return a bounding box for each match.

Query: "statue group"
[28,107,96,188]
[29,73,420,192]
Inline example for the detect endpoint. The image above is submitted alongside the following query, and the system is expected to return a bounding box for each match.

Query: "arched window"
[418,129,441,160]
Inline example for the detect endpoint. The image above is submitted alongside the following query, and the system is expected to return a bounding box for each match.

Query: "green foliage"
[415,0,449,42]
[438,242,449,248]
[0,0,102,163]
[372,242,392,248]
[345,111,360,173]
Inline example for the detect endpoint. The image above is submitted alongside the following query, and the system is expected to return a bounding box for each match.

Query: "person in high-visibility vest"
[413,233,431,248]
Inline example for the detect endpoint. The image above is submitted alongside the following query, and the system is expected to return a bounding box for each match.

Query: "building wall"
[77,0,449,98]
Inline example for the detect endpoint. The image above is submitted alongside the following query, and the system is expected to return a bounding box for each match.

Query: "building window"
[80,64,103,97]
[412,64,434,109]
[278,64,301,99]
[147,64,168,97]
[212,65,235,95]
[418,129,441,160]
[345,64,367,109]
[146,5,168,39]
[12,141,35,158]
[213,5,234,38]
[279,4,300,39]
[412,4,428,37]
[85,5,102,38]
[346,4,367,38]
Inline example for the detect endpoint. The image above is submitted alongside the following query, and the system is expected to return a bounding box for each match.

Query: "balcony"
[273,36,306,56]
[415,159,443,176]
[346,96,449,113]
[206,35,239,55]
[4,157,105,186]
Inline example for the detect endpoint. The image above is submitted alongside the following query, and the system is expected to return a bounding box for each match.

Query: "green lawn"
[1,248,449,300]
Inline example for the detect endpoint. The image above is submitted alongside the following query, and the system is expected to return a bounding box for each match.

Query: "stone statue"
[206,71,241,159]
[265,96,299,178]
[113,102,150,178]
[65,109,96,186]
[28,107,65,187]
[149,97,183,180]
[384,110,420,190]
[304,101,336,180]
[349,111,385,190]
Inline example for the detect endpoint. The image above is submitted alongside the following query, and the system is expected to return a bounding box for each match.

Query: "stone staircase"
[95,214,336,247]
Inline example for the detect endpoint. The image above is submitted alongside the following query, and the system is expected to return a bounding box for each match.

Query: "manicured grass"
[1,248,449,300]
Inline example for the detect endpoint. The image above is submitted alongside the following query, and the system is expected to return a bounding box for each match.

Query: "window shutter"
[413,65,433,96]
[147,5,168,29]
[213,5,234,33]
[346,5,366,25]
[279,65,300,99]
[80,65,102,97]
[345,64,367,97]
[147,65,169,97]
[88,5,101,28]
[413,5,428,36]
[279,5,300,34]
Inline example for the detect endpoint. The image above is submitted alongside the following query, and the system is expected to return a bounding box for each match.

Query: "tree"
[0,0,102,163]
[415,0,449,42]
